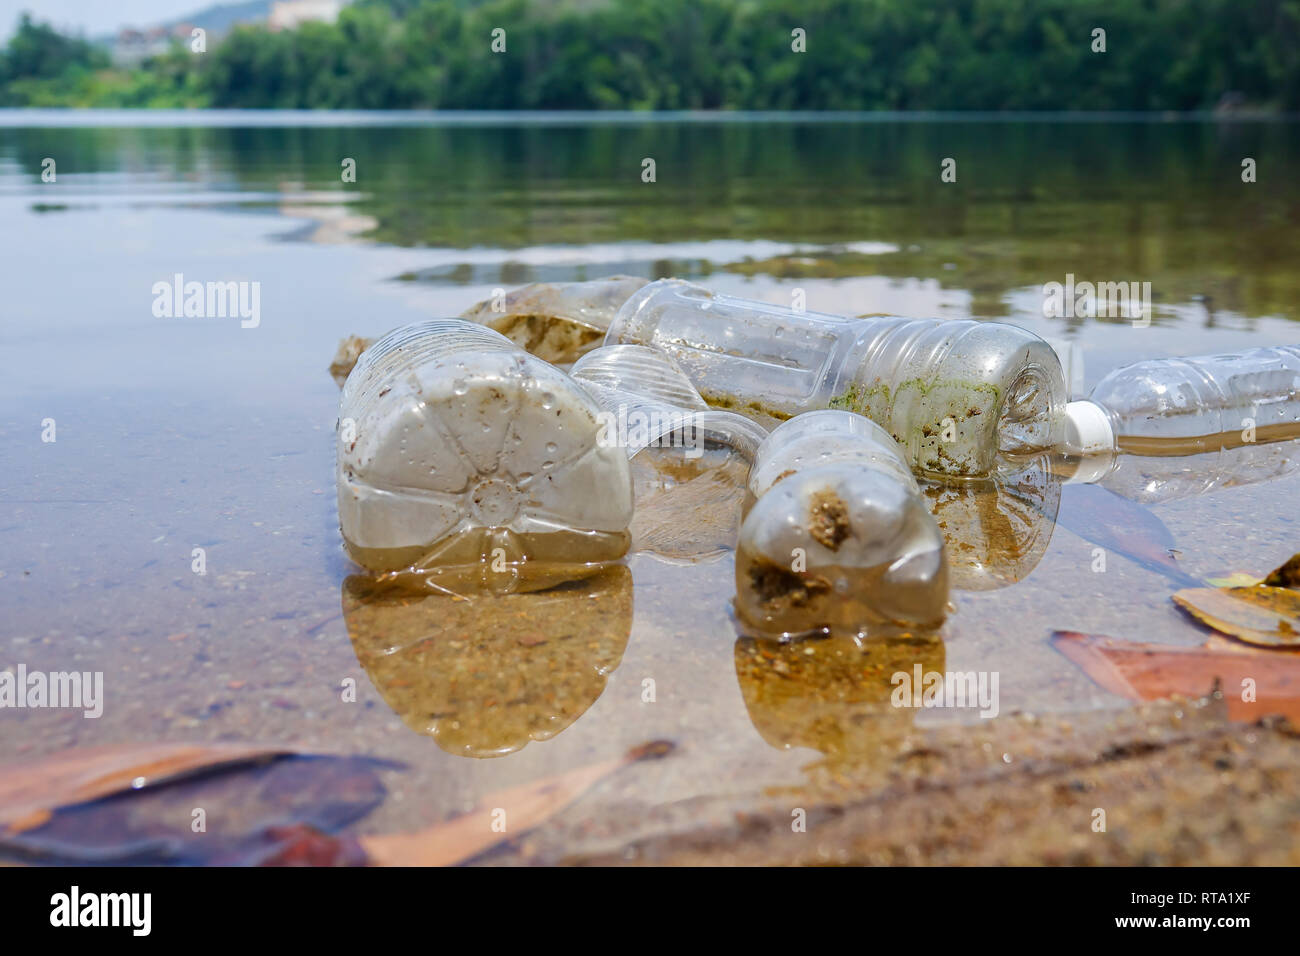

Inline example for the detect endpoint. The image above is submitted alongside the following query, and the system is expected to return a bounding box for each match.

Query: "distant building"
[112,22,195,64]
[268,0,344,31]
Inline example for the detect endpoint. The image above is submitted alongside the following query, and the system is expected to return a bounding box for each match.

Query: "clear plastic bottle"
[607,279,1067,477]
[327,277,650,387]
[735,410,949,640]
[1064,345,1300,456]
[570,344,770,461]
[337,319,634,593]
[460,275,650,365]
[571,344,770,564]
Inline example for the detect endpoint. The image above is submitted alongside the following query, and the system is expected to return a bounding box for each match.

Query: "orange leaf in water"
[360,740,674,866]
[1051,630,1300,722]
[1171,586,1300,647]
[0,743,294,834]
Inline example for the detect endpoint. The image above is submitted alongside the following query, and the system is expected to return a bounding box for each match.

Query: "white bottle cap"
[1063,400,1115,456]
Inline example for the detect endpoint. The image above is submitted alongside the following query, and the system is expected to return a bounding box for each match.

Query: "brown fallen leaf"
[0,743,294,834]
[3,753,391,865]
[1264,552,1300,589]
[1171,586,1300,647]
[1051,630,1300,722]
[360,740,673,866]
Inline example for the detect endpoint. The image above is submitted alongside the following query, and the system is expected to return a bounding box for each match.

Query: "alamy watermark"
[152,273,260,328]
[1042,273,1151,326]
[891,664,999,718]
[50,886,150,936]
[1,664,103,718]
[595,404,704,459]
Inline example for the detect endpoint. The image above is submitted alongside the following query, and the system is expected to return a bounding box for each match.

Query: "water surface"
[2,113,1298,854]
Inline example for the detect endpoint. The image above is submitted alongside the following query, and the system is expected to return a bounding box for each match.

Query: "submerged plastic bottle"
[607,279,1067,477]
[337,319,634,593]
[1064,345,1300,456]
[735,410,949,640]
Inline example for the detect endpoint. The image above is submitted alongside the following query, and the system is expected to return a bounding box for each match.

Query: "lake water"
[2,112,1298,859]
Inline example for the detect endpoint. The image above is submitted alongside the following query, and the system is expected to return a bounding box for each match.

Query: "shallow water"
[2,113,1298,855]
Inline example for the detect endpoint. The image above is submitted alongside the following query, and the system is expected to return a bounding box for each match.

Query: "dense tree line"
[2,0,1298,110]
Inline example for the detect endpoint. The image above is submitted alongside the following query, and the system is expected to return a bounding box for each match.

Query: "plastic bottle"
[337,319,634,593]
[734,410,949,640]
[1064,345,1300,457]
[460,275,650,365]
[571,344,770,564]
[607,279,1067,477]
[327,277,650,387]
[570,344,770,462]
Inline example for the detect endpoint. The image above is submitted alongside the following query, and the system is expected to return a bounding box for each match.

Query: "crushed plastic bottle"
[1064,344,1300,456]
[607,279,1067,477]
[337,319,634,593]
[734,410,950,640]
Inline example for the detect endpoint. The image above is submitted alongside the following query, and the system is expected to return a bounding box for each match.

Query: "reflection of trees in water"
[7,122,1300,322]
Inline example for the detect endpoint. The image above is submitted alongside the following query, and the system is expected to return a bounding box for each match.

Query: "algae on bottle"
[607,279,1067,478]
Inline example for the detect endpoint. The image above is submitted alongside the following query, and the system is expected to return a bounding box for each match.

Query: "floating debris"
[1172,586,1300,647]
[606,278,1066,476]
[734,410,949,639]
[337,319,634,594]
[0,744,393,865]
[460,275,650,365]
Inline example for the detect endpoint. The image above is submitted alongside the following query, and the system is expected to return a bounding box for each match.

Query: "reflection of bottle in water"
[1070,438,1300,505]
[1065,345,1300,456]
[343,566,632,756]
[734,410,949,640]
[734,631,945,764]
[607,279,1067,477]
[921,457,1060,591]
[337,319,634,592]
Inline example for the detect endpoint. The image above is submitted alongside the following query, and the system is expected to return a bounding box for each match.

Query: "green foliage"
[0,12,112,105]
[2,0,1298,110]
